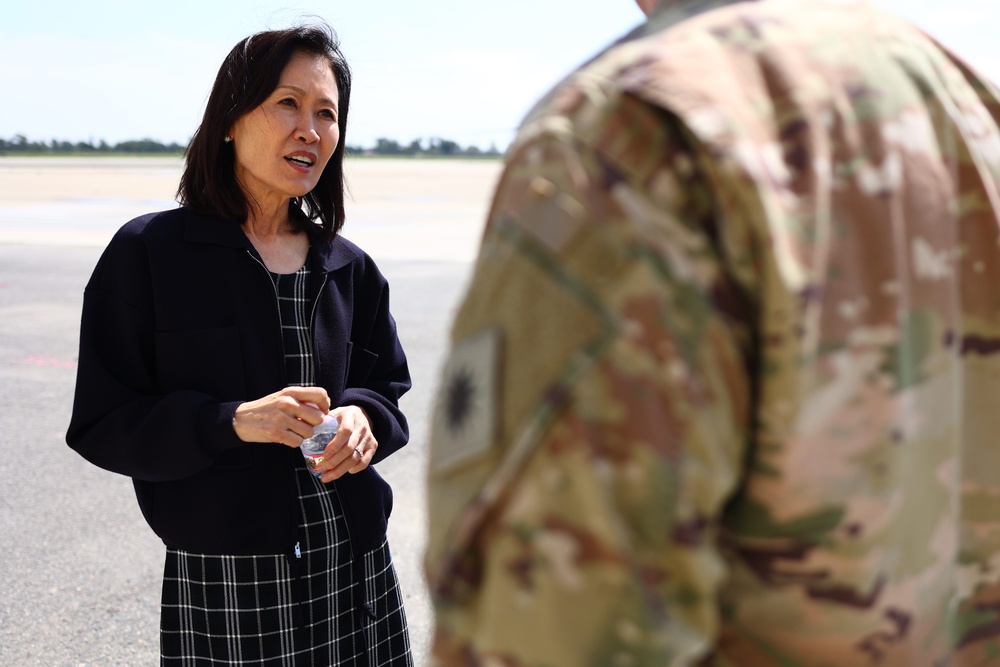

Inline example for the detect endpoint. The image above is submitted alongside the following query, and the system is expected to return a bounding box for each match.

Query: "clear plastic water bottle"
[300,413,339,477]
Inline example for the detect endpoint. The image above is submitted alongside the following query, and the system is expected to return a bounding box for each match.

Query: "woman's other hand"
[233,387,331,447]
[315,405,377,481]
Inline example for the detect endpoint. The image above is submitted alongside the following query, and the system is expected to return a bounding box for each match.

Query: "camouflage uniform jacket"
[426,0,1000,664]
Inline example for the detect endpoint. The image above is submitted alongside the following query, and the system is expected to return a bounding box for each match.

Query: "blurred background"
[2,0,997,154]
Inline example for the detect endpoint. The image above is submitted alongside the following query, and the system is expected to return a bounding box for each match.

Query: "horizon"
[0,134,505,153]
[0,134,500,156]
[4,0,998,151]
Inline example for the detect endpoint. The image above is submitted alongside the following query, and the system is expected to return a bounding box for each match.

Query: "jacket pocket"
[344,341,379,387]
[154,324,246,401]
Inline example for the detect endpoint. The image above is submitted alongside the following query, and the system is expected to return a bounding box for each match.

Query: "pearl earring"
[224,136,232,143]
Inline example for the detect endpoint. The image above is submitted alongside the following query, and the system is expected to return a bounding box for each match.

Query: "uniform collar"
[647,0,755,19]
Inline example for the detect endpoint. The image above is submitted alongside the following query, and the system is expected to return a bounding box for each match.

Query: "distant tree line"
[347,137,502,158]
[0,134,502,158]
[0,135,185,155]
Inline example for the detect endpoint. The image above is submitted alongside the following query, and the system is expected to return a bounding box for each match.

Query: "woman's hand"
[315,405,378,482]
[233,387,331,447]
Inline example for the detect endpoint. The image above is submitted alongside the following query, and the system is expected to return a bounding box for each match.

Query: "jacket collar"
[181,206,357,273]
[302,218,359,273]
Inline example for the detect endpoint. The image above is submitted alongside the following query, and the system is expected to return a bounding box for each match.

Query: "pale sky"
[3,0,998,151]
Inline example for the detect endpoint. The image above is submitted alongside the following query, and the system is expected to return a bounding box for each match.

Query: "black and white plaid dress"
[160,260,413,666]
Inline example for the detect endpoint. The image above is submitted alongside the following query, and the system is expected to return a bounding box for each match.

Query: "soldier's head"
[635,0,656,14]
[634,0,675,15]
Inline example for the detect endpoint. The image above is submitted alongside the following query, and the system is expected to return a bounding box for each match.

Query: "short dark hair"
[178,23,352,239]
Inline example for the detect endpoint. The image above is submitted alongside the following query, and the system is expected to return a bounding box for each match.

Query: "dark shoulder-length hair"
[178,22,351,239]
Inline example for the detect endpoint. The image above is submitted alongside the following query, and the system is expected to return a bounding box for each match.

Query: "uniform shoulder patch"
[431,327,503,473]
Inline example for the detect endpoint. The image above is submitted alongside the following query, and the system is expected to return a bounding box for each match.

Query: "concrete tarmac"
[0,157,498,666]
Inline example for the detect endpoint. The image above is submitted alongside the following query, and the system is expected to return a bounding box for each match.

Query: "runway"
[0,156,501,666]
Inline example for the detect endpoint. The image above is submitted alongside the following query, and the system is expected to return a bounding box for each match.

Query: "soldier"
[425,0,1000,665]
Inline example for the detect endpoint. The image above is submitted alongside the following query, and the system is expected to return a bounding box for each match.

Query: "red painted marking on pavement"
[16,356,77,369]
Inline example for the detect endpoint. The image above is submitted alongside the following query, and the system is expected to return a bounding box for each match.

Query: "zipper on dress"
[246,248,300,553]
[246,249,285,379]
[308,272,329,379]
[308,272,328,330]
[246,249,281,299]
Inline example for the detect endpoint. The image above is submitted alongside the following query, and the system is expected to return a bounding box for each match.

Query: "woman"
[66,23,413,666]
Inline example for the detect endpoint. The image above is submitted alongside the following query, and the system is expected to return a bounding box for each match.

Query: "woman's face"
[230,50,340,213]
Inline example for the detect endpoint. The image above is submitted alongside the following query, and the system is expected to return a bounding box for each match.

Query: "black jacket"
[66,207,411,555]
